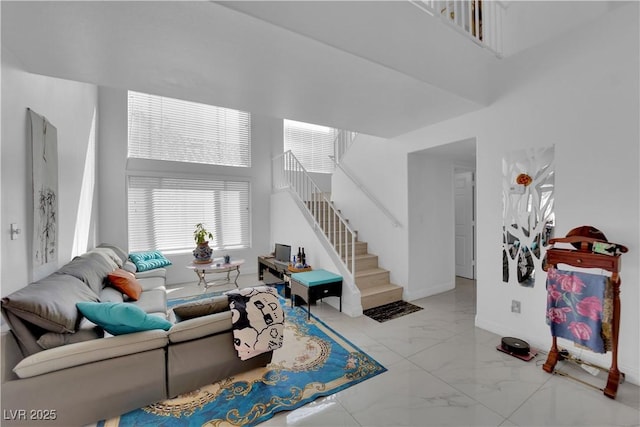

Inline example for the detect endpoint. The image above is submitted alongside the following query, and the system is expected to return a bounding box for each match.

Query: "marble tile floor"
[167,276,640,427]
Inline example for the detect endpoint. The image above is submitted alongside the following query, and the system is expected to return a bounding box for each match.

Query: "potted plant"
[193,223,214,264]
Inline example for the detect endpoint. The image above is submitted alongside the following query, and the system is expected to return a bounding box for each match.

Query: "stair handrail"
[273,150,357,276]
[329,156,402,228]
[333,130,358,165]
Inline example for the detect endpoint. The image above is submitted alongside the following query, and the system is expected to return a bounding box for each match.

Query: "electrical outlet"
[511,300,521,313]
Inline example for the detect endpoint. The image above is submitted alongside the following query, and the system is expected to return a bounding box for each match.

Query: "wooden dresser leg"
[604,368,620,399]
[604,278,622,399]
[543,337,559,374]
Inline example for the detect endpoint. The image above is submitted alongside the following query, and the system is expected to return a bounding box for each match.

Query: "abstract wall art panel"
[29,108,58,270]
[502,145,555,287]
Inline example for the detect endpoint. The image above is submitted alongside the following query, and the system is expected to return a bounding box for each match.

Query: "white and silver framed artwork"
[29,108,58,269]
[502,145,555,287]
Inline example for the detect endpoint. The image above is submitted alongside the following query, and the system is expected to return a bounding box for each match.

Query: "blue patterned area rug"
[100,291,386,427]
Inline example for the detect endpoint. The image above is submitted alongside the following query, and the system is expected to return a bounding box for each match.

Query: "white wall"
[500,1,613,57]
[468,5,639,387]
[1,47,99,297]
[407,152,456,300]
[330,3,640,383]
[332,137,473,301]
[331,133,409,291]
[97,87,283,285]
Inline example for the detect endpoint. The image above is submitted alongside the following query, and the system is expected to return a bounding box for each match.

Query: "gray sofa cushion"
[1,273,99,334]
[168,311,233,343]
[172,296,229,321]
[2,309,43,356]
[134,267,166,281]
[136,275,166,292]
[59,251,117,294]
[37,326,104,350]
[97,243,129,266]
[99,286,125,303]
[123,260,137,273]
[132,289,167,314]
[92,247,124,267]
[58,256,104,294]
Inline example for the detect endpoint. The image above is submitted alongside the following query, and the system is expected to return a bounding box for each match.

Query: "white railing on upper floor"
[411,0,504,56]
[273,150,357,276]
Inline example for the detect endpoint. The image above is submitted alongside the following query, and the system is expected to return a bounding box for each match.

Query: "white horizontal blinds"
[128,91,251,167]
[128,176,250,252]
[284,119,337,173]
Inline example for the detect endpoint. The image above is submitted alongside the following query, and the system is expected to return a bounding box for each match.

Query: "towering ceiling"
[1,1,613,137]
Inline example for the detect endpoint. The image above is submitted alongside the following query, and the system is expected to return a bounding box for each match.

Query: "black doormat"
[363,301,423,323]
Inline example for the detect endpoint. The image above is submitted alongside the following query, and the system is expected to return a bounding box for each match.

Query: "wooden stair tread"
[360,283,403,296]
[334,240,366,246]
[335,247,366,252]
[341,253,377,263]
[353,253,377,260]
[360,284,404,310]
[339,252,372,260]
[354,267,388,278]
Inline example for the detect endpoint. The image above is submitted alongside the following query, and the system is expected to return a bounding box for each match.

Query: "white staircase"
[310,197,403,310]
[273,151,403,311]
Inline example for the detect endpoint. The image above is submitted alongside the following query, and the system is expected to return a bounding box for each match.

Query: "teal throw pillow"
[128,251,172,272]
[76,301,172,335]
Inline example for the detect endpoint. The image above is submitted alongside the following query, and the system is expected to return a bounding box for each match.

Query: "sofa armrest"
[135,268,167,280]
[13,330,168,379]
[168,311,232,344]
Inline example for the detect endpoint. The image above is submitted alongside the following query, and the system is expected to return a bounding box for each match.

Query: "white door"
[455,171,475,279]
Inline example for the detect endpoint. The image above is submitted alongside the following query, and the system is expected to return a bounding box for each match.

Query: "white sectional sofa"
[1,245,272,426]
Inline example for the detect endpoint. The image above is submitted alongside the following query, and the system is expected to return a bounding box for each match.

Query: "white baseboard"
[405,281,454,302]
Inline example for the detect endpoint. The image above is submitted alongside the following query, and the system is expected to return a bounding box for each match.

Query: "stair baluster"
[273,150,403,310]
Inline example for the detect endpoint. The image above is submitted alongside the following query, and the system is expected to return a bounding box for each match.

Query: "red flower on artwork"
[576,296,602,321]
[568,321,592,340]
[547,307,572,324]
[546,267,562,281]
[547,284,562,303]
[557,274,586,294]
[546,267,607,352]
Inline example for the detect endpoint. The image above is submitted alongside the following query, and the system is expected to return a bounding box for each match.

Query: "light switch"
[10,223,21,240]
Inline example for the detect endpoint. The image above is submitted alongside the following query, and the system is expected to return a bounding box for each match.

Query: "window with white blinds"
[128,176,250,253]
[284,119,338,174]
[128,91,251,167]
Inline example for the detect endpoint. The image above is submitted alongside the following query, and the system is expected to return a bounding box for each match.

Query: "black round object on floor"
[501,337,530,355]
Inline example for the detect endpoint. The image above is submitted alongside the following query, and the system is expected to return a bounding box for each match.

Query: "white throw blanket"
[226,286,285,360]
